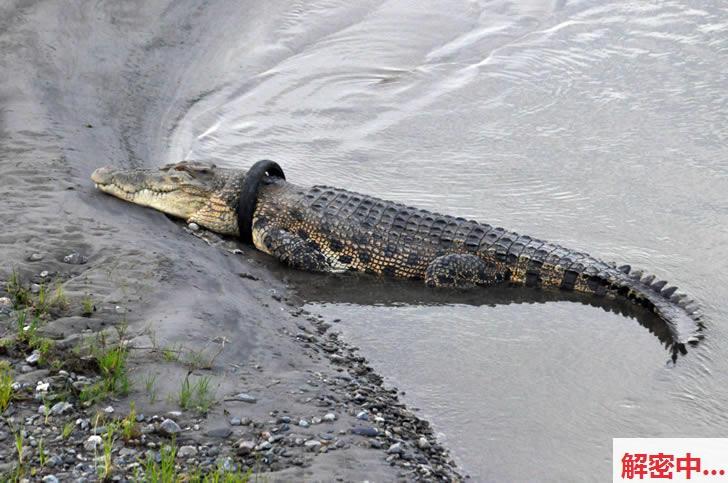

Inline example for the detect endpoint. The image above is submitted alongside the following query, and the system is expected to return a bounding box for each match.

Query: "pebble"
[63,252,88,265]
[236,440,255,456]
[159,419,181,436]
[229,393,257,403]
[221,457,236,472]
[188,222,200,231]
[42,476,59,483]
[256,441,272,451]
[311,416,322,425]
[103,406,114,413]
[36,381,50,393]
[356,410,369,421]
[304,440,322,452]
[230,417,241,426]
[40,271,49,278]
[50,401,73,415]
[29,253,44,261]
[25,351,40,365]
[177,445,198,458]
[298,419,310,428]
[0,297,11,314]
[387,442,404,454]
[30,284,41,294]
[351,427,379,437]
[323,412,337,422]
[205,427,232,439]
[84,435,102,451]
[418,436,430,449]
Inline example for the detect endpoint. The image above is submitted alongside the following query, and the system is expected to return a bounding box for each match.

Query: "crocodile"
[91,160,702,354]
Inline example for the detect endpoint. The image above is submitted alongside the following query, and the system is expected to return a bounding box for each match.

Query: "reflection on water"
[166,0,728,479]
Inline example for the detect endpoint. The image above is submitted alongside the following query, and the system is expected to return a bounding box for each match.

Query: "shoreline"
[0,1,463,479]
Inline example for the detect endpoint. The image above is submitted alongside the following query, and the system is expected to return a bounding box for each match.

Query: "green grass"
[98,423,116,480]
[140,443,177,483]
[144,374,158,403]
[38,438,46,468]
[178,374,215,413]
[162,345,180,363]
[137,444,252,483]
[80,345,131,403]
[35,283,49,315]
[62,421,74,439]
[0,361,13,412]
[121,402,140,441]
[6,270,30,308]
[51,282,69,310]
[82,294,94,316]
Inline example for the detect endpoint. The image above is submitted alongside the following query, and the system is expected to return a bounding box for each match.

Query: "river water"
[164,0,728,480]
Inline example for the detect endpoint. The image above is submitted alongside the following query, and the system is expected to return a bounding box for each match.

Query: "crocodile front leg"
[424,254,503,288]
[252,218,331,272]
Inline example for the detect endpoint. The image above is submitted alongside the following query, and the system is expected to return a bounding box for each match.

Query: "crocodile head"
[92,161,242,235]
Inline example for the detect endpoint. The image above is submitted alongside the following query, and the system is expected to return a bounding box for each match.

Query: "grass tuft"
[0,361,13,412]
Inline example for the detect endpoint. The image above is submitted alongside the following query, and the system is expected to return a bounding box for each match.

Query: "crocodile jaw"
[91,164,214,221]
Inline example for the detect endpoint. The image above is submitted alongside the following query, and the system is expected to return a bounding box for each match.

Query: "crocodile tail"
[513,248,703,353]
[568,262,702,353]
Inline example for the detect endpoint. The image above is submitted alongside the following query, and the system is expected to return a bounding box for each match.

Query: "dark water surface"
[61,0,728,480]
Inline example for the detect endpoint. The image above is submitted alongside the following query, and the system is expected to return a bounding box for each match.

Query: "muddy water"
[165,0,728,479]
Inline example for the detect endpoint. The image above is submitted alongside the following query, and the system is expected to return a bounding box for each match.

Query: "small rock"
[304,440,322,452]
[36,381,50,393]
[256,441,272,451]
[239,417,252,426]
[29,253,44,261]
[206,427,232,439]
[188,222,200,232]
[84,435,102,451]
[221,457,236,472]
[352,427,379,437]
[230,417,241,426]
[159,419,181,436]
[356,411,369,421]
[0,297,11,314]
[103,406,114,413]
[25,351,40,365]
[30,284,41,294]
[228,393,257,403]
[40,271,49,278]
[63,252,88,265]
[387,442,403,454]
[236,440,255,456]
[167,411,182,418]
[323,413,336,422]
[298,419,310,428]
[417,437,430,449]
[47,455,62,467]
[42,476,59,483]
[50,401,73,415]
[311,416,322,425]
[177,445,198,458]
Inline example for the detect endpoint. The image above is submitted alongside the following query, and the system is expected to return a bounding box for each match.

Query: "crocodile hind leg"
[425,254,501,288]
[253,222,331,272]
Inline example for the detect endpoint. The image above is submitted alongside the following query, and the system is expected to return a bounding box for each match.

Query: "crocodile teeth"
[651,280,667,292]
[630,270,643,280]
[661,286,678,298]
[641,274,655,285]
